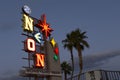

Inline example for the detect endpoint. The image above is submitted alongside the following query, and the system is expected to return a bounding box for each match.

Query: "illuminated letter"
[35,53,45,68]
[25,38,36,52]
[22,14,34,32]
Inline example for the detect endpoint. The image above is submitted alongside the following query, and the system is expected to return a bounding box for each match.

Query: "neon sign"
[50,38,56,47]
[50,38,59,61]
[34,32,43,44]
[22,5,31,15]
[24,37,45,68]
[54,47,59,55]
[35,14,53,39]
[35,53,45,68]
[22,13,34,32]
[24,38,36,52]
[21,5,61,77]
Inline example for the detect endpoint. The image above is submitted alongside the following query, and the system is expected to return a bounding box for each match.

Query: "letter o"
[26,38,35,52]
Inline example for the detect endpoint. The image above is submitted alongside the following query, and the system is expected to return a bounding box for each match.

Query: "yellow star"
[50,38,56,47]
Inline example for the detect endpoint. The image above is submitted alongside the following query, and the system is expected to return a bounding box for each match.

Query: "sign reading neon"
[22,14,45,68]
[22,5,59,69]
[21,5,62,80]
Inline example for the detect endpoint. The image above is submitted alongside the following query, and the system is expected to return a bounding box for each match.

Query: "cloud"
[73,50,120,73]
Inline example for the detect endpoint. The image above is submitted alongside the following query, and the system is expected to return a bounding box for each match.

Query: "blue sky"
[0,0,120,79]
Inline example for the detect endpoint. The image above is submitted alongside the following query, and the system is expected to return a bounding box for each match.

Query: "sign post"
[20,5,62,80]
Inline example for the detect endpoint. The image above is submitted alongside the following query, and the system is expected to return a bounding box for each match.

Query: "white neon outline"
[26,38,36,52]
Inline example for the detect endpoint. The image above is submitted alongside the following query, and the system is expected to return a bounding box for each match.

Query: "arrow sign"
[34,32,42,44]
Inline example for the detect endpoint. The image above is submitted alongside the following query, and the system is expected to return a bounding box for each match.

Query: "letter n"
[35,53,45,68]
[22,13,34,32]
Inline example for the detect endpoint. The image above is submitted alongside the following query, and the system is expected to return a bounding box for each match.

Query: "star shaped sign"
[35,14,53,39]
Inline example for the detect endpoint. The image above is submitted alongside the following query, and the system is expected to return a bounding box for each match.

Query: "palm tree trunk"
[70,50,74,80]
[64,71,67,80]
[77,47,83,80]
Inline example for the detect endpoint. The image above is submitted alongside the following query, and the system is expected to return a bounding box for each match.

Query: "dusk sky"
[0,0,120,79]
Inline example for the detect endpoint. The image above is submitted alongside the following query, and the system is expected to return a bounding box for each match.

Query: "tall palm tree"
[61,61,72,80]
[71,29,89,80]
[62,33,74,79]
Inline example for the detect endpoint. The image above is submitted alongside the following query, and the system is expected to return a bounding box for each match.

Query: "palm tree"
[61,61,72,80]
[71,29,89,80]
[62,33,74,79]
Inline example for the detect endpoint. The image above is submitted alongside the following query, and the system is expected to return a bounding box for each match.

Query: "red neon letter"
[35,53,45,68]
[25,38,36,52]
